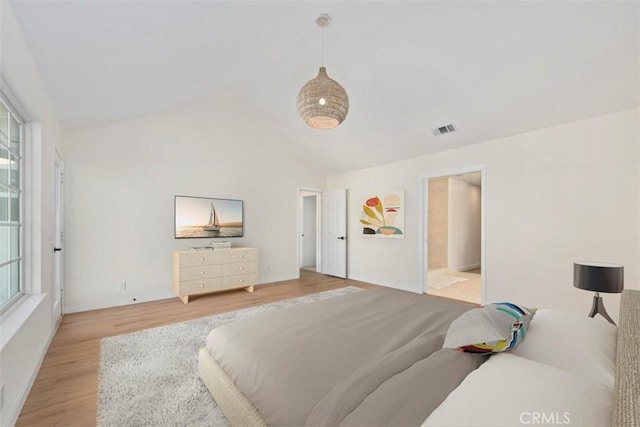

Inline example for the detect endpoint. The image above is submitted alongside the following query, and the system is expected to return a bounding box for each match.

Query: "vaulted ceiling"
[9,1,639,173]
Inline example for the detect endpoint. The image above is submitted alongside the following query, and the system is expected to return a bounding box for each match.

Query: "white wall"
[0,3,62,425]
[63,102,326,312]
[302,195,317,267]
[447,178,481,272]
[328,108,640,320]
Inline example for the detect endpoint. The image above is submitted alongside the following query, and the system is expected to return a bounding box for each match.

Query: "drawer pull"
[239,279,244,283]
[239,266,244,271]
[200,284,205,288]
[200,257,205,261]
[200,271,205,275]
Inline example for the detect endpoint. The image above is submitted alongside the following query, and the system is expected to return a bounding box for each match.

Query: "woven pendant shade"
[297,67,349,129]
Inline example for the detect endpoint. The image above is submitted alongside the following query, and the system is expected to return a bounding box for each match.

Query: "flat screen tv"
[174,195,243,239]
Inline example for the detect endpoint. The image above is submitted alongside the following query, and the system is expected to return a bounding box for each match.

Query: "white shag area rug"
[427,274,469,289]
[97,286,362,426]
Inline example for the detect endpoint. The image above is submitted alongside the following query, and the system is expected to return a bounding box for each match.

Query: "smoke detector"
[432,124,456,136]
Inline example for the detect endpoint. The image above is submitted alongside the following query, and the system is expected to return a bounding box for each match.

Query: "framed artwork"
[360,191,404,238]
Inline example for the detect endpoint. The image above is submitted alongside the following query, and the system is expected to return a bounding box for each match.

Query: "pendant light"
[296,14,349,129]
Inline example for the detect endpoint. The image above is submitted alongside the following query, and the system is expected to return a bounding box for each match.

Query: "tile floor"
[426,268,482,304]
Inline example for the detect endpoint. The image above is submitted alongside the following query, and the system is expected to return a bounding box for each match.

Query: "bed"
[198,287,640,426]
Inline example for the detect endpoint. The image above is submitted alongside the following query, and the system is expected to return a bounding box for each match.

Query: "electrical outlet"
[117,281,127,292]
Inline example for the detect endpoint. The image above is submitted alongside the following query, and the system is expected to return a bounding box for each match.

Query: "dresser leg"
[244,285,254,293]
[179,295,190,304]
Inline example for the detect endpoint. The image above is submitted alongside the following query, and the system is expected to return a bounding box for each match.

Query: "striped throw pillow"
[443,302,536,354]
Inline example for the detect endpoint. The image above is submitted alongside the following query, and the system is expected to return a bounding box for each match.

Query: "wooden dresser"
[172,247,258,303]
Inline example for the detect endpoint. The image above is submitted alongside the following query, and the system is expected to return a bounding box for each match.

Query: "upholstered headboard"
[612,289,640,426]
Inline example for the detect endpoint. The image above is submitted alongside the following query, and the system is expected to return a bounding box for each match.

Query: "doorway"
[298,189,321,274]
[53,150,64,320]
[297,188,348,279]
[421,169,484,304]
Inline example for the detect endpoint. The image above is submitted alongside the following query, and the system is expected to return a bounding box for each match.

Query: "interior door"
[53,151,64,319]
[321,189,347,278]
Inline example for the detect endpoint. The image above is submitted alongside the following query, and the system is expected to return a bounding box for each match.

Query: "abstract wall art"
[360,191,405,238]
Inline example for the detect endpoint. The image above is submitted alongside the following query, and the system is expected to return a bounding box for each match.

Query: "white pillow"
[423,353,612,427]
[510,309,617,388]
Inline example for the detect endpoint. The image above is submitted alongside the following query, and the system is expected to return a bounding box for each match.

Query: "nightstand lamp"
[573,262,624,325]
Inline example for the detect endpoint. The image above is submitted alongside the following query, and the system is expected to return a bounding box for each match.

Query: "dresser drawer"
[222,274,258,289]
[222,261,258,277]
[179,265,222,281]
[179,251,222,267]
[223,248,258,264]
[178,278,223,296]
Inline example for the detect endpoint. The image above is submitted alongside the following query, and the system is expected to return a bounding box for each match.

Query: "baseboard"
[4,313,61,427]
[450,263,481,272]
[347,274,422,294]
[64,291,176,314]
[65,275,301,313]
[258,273,299,285]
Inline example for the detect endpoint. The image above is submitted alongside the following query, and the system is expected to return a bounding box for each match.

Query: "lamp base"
[588,292,616,325]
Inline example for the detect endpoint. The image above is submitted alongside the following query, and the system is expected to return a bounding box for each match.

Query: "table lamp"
[573,262,624,325]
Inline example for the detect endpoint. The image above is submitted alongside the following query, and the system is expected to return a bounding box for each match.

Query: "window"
[0,96,23,312]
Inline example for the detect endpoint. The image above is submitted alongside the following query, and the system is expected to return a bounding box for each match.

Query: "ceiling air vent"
[432,124,456,136]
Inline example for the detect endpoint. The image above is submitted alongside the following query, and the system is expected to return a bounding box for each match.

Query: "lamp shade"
[296,67,349,129]
[573,262,624,293]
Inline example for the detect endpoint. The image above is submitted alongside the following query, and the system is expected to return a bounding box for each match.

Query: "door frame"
[297,188,322,275]
[53,149,64,319]
[418,165,486,302]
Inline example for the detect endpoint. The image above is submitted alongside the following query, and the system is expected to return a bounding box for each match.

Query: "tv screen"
[174,195,243,239]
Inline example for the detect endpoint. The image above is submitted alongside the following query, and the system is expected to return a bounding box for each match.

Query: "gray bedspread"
[206,287,484,426]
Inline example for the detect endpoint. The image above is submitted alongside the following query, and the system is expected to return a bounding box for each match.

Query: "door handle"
[54,247,62,252]
[337,236,345,240]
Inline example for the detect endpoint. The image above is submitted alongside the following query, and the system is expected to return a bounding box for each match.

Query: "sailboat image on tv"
[174,195,244,238]
[202,203,220,231]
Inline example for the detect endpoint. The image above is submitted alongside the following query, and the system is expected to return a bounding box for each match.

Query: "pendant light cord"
[321,26,325,67]
[315,13,330,67]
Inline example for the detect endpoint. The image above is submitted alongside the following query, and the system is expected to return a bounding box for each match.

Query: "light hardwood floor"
[16,270,378,426]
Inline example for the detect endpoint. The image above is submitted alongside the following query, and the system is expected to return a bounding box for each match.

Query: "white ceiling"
[8,1,639,174]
